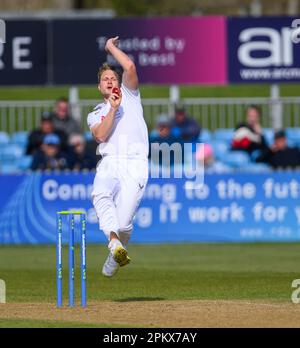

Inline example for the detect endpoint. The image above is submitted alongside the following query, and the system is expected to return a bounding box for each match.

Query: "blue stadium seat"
[205,161,233,174]
[250,149,263,162]
[286,127,300,137]
[286,128,300,147]
[198,129,212,143]
[0,163,20,174]
[84,131,93,142]
[241,163,272,173]
[17,156,33,171]
[222,151,250,168]
[0,144,24,162]
[213,128,234,143]
[263,128,274,146]
[0,132,10,145]
[171,127,181,138]
[11,131,29,147]
[210,140,229,160]
[149,129,159,140]
[287,139,298,147]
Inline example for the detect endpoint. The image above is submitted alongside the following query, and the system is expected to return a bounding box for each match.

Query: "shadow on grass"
[115,297,165,302]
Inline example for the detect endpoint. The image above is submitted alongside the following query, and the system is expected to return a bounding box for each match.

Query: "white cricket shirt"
[87,83,149,158]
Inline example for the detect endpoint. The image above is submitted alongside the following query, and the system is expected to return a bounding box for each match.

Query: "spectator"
[31,133,72,171]
[26,112,68,155]
[149,114,182,166]
[170,103,201,142]
[256,130,300,169]
[231,105,268,155]
[150,114,179,144]
[51,97,81,138]
[196,143,232,173]
[69,134,97,170]
[85,138,99,166]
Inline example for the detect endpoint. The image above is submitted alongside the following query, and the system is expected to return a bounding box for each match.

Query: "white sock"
[108,239,123,254]
[119,231,131,249]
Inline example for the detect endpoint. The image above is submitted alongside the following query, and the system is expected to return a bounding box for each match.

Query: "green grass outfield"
[0,84,300,100]
[0,243,299,305]
[0,243,299,327]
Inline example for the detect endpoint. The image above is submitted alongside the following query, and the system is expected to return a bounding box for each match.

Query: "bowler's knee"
[93,191,113,206]
[118,222,133,232]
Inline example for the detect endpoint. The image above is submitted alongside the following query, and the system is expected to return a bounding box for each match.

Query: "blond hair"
[97,63,121,84]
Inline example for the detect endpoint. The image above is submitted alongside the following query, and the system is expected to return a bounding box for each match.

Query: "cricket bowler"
[87,36,149,277]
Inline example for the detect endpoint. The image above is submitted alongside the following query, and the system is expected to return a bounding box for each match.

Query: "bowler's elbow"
[92,129,106,143]
[126,62,136,74]
[95,135,106,143]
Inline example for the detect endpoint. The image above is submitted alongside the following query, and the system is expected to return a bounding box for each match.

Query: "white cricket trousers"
[92,156,148,245]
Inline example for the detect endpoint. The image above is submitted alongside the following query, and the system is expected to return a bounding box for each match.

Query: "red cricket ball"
[112,87,120,96]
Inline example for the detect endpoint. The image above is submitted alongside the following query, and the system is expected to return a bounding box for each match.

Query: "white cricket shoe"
[102,252,119,277]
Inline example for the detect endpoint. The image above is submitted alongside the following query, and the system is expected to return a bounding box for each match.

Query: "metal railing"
[1,97,300,134]
[181,97,300,130]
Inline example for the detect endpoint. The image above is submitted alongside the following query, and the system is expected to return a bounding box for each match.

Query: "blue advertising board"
[0,17,226,85]
[0,20,48,85]
[1,16,300,85]
[228,16,300,83]
[0,172,300,244]
[51,17,226,85]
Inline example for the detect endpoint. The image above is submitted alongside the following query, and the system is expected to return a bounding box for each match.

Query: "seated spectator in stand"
[256,130,300,169]
[31,134,72,171]
[150,115,180,144]
[170,104,201,142]
[26,112,68,155]
[69,134,97,170]
[85,138,99,167]
[149,114,182,166]
[51,97,81,138]
[231,105,268,155]
[196,143,232,173]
